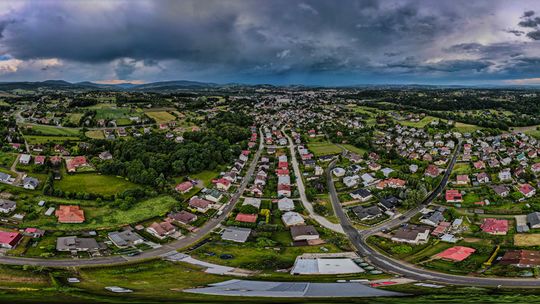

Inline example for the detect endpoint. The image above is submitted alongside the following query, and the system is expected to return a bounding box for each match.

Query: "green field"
[144,111,176,123]
[55,173,140,196]
[67,113,83,125]
[87,103,136,121]
[341,144,367,155]
[399,116,438,128]
[453,122,482,133]
[85,130,105,139]
[24,135,80,144]
[307,142,342,156]
[0,152,16,168]
[21,124,80,136]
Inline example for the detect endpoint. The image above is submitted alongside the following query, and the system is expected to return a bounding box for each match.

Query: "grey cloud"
[526,30,540,40]
[114,58,137,79]
[518,19,538,28]
[522,10,535,18]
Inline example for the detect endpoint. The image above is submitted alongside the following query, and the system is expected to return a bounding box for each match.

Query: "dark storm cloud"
[0,0,538,83]
[527,30,540,40]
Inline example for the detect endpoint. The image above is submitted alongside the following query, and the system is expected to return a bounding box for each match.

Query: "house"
[213,178,231,191]
[498,170,512,181]
[50,156,62,166]
[290,225,319,241]
[99,151,113,160]
[332,167,346,177]
[425,165,440,178]
[480,218,508,235]
[420,211,445,227]
[314,166,324,176]
[146,221,176,239]
[23,177,39,190]
[221,227,251,243]
[519,184,536,198]
[343,176,358,188]
[455,174,470,185]
[379,196,399,210]
[23,228,45,238]
[65,156,88,173]
[445,189,462,203]
[435,246,475,262]
[278,175,291,186]
[350,189,372,201]
[55,205,85,223]
[248,184,263,197]
[168,210,197,225]
[376,178,406,189]
[19,154,31,165]
[277,184,291,197]
[0,172,11,183]
[175,181,193,194]
[108,230,144,248]
[500,250,540,268]
[34,155,46,165]
[277,197,295,211]
[243,197,261,209]
[473,161,485,170]
[189,197,213,213]
[56,236,100,252]
[476,172,490,184]
[0,199,16,213]
[351,205,382,221]
[527,212,540,229]
[391,225,431,245]
[204,189,223,203]
[0,231,22,249]
[282,211,305,227]
[491,185,509,197]
[235,213,257,223]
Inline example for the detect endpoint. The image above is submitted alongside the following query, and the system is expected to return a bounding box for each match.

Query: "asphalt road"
[327,141,540,287]
[0,129,265,267]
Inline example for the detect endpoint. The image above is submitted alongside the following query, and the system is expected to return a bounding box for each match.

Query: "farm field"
[453,122,482,133]
[85,130,105,139]
[87,103,138,122]
[24,135,80,144]
[55,173,140,196]
[21,124,80,136]
[67,113,83,125]
[398,116,438,128]
[514,234,540,246]
[144,110,176,123]
[341,144,367,156]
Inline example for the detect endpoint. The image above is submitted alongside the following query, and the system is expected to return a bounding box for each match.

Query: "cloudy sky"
[0,0,540,85]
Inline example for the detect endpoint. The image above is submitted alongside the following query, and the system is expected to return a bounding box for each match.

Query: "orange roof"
[436,246,476,262]
[55,205,85,223]
[235,213,257,223]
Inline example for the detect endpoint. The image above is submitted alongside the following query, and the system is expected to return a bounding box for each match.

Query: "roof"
[352,205,381,219]
[189,197,211,209]
[169,210,197,223]
[282,211,304,226]
[108,230,143,247]
[480,218,508,233]
[0,231,21,247]
[149,221,175,236]
[393,226,430,241]
[175,181,193,192]
[55,205,85,223]
[221,227,251,242]
[435,246,475,262]
[290,225,319,238]
[500,250,540,266]
[350,188,371,198]
[56,236,99,251]
[235,213,257,223]
[527,212,540,227]
[0,199,16,210]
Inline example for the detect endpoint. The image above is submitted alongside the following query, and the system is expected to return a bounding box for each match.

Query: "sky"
[0,0,540,85]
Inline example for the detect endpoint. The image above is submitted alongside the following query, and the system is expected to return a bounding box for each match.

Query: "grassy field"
[87,103,135,121]
[24,135,80,144]
[452,163,472,175]
[55,173,140,196]
[398,116,438,128]
[453,122,482,133]
[67,113,83,125]
[145,111,176,123]
[85,130,105,139]
[341,144,367,155]
[307,142,342,156]
[24,195,179,231]
[0,151,16,168]
[21,124,80,136]
[514,234,540,246]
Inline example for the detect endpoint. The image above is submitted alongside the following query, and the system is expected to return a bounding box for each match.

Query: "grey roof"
[379,196,399,209]
[424,211,444,225]
[290,225,319,238]
[0,199,16,211]
[56,236,99,251]
[527,212,540,227]
[108,230,143,247]
[221,227,251,243]
[350,188,371,198]
[351,205,381,220]
[23,177,39,187]
[0,172,10,181]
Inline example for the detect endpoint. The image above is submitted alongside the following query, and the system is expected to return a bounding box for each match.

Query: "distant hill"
[0,80,221,92]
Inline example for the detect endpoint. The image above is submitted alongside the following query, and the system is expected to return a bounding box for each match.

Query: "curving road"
[0,129,265,267]
[327,140,540,287]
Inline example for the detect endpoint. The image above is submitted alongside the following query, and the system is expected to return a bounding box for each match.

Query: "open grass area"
[144,111,176,123]
[55,173,140,196]
[341,144,367,156]
[514,234,540,246]
[67,113,83,125]
[453,122,482,133]
[87,103,137,121]
[0,151,16,168]
[85,130,105,139]
[24,135,80,144]
[307,141,342,156]
[398,116,438,128]
[21,124,80,136]
[452,163,472,175]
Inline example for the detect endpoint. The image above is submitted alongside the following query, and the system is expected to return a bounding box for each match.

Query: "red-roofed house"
[425,165,440,178]
[473,161,485,170]
[519,184,536,198]
[278,184,291,197]
[235,213,257,223]
[55,205,85,223]
[175,181,193,194]
[66,156,88,173]
[277,161,288,169]
[189,197,212,213]
[213,178,231,191]
[456,174,469,185]
[146,221,176,239]
[34,155,46,165]
[276,169,290,176]
[481,218,508,235]
[445,190,462,203]
[532,163,540,174]
[435,246,476,262]
[0,231,22,249]
[50,156,62,166]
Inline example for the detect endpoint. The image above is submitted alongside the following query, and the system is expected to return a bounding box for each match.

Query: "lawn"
[55,173,140,196]
[23,195,179,231]
[341,144,367,156]
[67,113,83,125]
[0,151,16,168]
[453,122,482,133]
[21,124,80,136]
[144,111,176,123]
[399,116,438,128]
[514,234,540,246]
[87,103,136,121]
[85,130,105,139]
[307,142,342,156]
[452,163,472,175]
[24,135,80,144]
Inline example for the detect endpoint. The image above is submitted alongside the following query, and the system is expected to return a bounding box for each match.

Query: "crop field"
[55,173,140,196]
[514,234,540,246]
[144,110,176,123]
